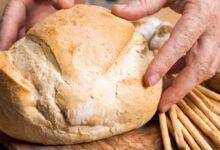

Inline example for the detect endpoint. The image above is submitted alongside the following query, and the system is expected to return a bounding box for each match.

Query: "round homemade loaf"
[0,5,161,145]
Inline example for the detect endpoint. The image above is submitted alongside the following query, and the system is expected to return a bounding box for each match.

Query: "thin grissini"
[166,115,191,150]
[188,91,220,130]
[196,85,220,103]
[175,105,213,150]
[159,113,172,150]
[168,106,185,149]
[177,117,201,150]
[193,89,220,116]
[177,100,220,146]
[184,98,220,134]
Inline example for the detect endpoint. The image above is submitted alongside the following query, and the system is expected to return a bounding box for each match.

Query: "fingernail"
[147,73,160,86]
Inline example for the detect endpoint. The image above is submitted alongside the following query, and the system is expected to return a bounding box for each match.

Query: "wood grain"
[0,119,177,150]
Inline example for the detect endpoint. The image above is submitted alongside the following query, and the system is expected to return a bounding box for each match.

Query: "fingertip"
[0,39,12,50]
[0,31,15,50]
[112,0,167,20]
[158,97,172,112]
[112,4,127,9]
[112,3,149,21]
[51,0,74,9]
[144,61,161,86]
[0,24,19,50]
[147,73,160,86]
[111,4,137,21]
[111,4,127,13]
[158,104,170,113]
[158,86,179,113]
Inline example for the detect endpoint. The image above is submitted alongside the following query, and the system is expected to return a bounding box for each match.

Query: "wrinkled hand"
[112,0,220,112]
[0,0,84,50]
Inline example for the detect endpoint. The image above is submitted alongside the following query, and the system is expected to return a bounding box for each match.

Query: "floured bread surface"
[0,5,161,145]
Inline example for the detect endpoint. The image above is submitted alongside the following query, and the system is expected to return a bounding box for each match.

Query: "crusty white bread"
[0,5,162,145]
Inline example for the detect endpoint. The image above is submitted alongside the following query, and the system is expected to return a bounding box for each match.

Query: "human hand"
[112,0,220,112]
[0,0,85,50]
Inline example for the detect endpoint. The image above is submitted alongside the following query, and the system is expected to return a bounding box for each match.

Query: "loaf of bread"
[0,5,161,145]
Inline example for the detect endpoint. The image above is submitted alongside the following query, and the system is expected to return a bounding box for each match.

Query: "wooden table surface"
[0,117,177,150]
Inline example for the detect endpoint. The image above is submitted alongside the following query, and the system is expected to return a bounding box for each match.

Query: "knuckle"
[207,61,218,78]
[195,63,216,81]
[174,33,193,53]
[207,67,216,78]
[154,58,170,75]
[185,11,206,30]
[172,22,205,56]
[201,1,220,22]
[193,19,206,34]
[171,35,193,59]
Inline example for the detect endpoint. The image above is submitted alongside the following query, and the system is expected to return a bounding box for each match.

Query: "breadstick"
[177,100,220,145]
[193,89,220,116]
[188,91,220,130]
[168,106,185,149]
[196,85,220,103]
[184,98,220,134]
[211,100,220,108]
[192,120,218,150]
[177,118,201,150]
[175,105,213,150]
[159,113,172,150]
[166,116,191,150]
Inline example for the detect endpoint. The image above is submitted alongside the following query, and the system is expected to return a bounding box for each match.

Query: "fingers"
[0,0,26,50]
[26,4,56,31]
[159,66,198,112]
[49,0,75,9]
[111,0,168,20]
[144,11,206,86]
[159,35,219,112]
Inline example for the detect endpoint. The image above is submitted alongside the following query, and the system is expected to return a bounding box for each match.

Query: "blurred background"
[0,0,180,22]
[0,0,7,17]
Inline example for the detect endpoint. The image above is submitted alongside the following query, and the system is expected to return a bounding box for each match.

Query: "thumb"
[112,0,168,20]
[49,0,75,9]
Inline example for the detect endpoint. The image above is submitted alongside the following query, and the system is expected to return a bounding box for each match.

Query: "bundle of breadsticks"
[159,85,220,150]
[133,18,220,150]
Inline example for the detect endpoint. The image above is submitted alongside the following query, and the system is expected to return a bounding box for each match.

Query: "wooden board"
[0,118,177,150]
